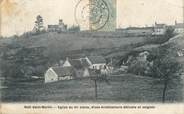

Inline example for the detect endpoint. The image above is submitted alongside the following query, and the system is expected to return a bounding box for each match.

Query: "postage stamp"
[75,0,116,31]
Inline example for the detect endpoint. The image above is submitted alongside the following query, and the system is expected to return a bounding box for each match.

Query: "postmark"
[75,0,110,31]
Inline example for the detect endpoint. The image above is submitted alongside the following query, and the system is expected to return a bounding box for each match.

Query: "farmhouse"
[63,58,90,78]
[44,66,76,83]
[45,56,107,83]
[152,22,167,35]
[85,56,106,70]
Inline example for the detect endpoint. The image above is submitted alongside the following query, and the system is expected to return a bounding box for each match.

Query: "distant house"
[152,22,167,35]
[174,21,184,34]
[48,19,67,32]
[44,66,76,83]
[85,56,106,70]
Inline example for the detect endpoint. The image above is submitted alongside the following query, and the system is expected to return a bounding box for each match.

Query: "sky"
[0,0,183,37]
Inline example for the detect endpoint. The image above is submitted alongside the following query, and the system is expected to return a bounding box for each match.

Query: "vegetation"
[33,15,46,34]
[1,45,48,82]
[68,25,80,32]
[148,44,182,102]
[145,27,175,44]
[124,43,182,102]
[127,58,150,76]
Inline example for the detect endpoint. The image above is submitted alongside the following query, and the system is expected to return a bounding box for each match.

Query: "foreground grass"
[1,74,183,103]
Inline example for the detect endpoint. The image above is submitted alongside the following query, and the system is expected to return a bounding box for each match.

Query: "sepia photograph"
[0,0,184,105]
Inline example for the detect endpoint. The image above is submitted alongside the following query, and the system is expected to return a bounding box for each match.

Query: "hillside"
[17,32,146,50]
[0,32,150,62]
[166,33,184,49]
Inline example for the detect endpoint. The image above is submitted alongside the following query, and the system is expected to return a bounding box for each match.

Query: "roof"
[81,58,90,67]
[68,59,83,69]
[87,56,106,64]
[52,67,75,77]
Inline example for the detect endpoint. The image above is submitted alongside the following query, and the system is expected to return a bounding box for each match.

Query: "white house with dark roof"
[44,66,75,83]
[85,56,106,70]
[152,22,167,35]
[45,56,108,83]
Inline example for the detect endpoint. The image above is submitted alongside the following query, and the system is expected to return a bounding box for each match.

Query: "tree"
[33,15,45,33]
[164,26,175,40]
[148,44,182,103]
[159,26,175,43]
[127,58,150,76]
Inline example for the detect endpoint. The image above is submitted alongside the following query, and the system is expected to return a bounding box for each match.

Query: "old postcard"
[0,0,184,114]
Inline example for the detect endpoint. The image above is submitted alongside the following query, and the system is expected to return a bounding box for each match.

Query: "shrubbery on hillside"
[1,45,49,81]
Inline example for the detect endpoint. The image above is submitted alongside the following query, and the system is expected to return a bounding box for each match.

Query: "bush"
[127,59,150,76]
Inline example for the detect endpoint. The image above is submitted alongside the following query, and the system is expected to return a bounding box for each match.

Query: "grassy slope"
[0,32,146,63]
[2,74,182,103]
[17,32,146,51]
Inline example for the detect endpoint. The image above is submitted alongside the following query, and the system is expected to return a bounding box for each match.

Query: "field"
[1,74,183,103]
[10,32,146,51]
